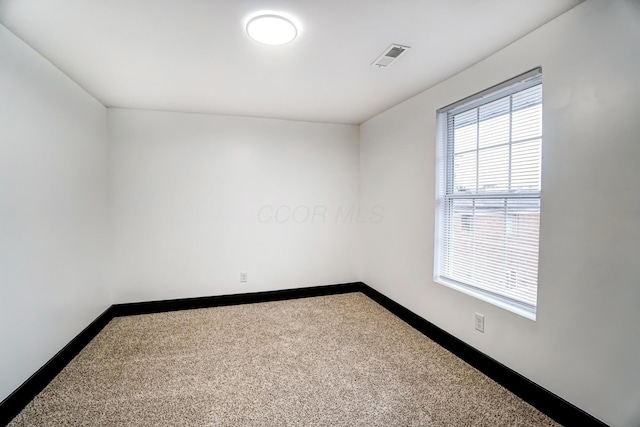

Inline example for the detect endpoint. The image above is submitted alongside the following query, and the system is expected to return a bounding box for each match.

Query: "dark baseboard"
[111,282,362,317]
[1,281,608,427]
[0,306,115,426]
[358,284,609,427]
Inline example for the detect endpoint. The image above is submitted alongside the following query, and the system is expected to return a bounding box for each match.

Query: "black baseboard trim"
[1,281,608,427]
[111,282,362,317]
[358,283,609,427]
[0,306,115,426]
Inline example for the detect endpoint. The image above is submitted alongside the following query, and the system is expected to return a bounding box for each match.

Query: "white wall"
[109,109,359,303]
[0,25,110,402]
[359,1,640,426]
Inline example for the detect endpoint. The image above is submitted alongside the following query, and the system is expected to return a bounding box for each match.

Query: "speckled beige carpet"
[8,293,560,426]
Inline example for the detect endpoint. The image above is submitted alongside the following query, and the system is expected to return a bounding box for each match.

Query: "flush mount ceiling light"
[246,14,298,45]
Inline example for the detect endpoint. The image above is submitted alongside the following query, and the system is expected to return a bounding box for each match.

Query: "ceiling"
[0,0,582,124]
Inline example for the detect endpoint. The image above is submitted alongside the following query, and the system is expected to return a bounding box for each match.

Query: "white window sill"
[434,276,537,321]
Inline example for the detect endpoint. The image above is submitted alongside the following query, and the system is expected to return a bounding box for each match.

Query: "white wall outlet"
[240,272,248,283]
[474,313,485,333]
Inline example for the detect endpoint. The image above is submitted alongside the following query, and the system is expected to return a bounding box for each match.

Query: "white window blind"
[435,69,542,315]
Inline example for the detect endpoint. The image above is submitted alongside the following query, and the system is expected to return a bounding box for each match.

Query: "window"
[461,214,474,232]
[435,69,542,319]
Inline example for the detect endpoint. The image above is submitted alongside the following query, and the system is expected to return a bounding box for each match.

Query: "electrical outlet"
[240,272,248,283]
[474,313,485,333]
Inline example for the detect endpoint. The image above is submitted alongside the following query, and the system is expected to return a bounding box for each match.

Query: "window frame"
[434,69,543,320]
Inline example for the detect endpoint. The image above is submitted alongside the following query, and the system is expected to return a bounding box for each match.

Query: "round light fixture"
[246,14,297,45]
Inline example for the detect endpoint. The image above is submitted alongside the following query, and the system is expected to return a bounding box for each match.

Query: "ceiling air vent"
[372,44,410,68]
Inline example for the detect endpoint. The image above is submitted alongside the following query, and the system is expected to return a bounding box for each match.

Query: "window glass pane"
[512,104,542,141]
[453,151,477,193]
[448,198,477,285]
[453,110,477,154]
[479,97,510,149]
[478,145,509,192]
[505,198,540,306]
[511,139,541,191]
[512,85,542,111]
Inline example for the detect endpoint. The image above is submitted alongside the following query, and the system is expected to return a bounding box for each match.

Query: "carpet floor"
[8,293,560,426]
